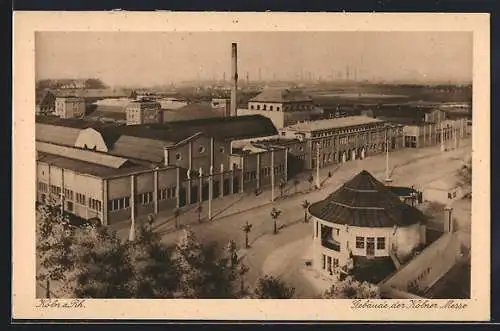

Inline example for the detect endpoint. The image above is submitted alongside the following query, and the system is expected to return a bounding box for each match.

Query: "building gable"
[75,128,109,153]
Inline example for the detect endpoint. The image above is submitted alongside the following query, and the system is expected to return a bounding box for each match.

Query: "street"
[149,137,471,295]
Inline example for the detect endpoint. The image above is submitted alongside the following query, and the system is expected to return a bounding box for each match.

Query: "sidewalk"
[113,137,471,242]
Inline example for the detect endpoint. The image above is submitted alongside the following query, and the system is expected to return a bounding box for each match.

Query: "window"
[327,256,332,271]
[219,146,225,153]
[38,182,48,193]
[175,153,182,161]
[322,254,326,269]
[257,105,261,110]
[263,105,267,110]
[448,193,452,199]
[356,236,364,249]
[270,105,273,111]
[76,193,86,205]
[137,192,153,205]
[108,197,130,211]
[63,188,74,200]
[377,237,386,250]
[49,185,61,196]
[316,222,319,237]
[250,105,254,110]
[277,107,280,111]
[88,198,102,212]
[199,146,206,154]
[333,258,339,268]
[66,201,74,212]
[158,185,176,200]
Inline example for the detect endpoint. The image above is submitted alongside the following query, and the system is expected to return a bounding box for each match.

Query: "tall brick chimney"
[231,43,238,117]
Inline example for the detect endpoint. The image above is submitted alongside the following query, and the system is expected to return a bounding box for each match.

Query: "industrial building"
[309,170,427,281]
[124,99,163,125]
[280,116,404,169]
[54,97,86,119]
[35,115,288,225]
[238,88,323,129]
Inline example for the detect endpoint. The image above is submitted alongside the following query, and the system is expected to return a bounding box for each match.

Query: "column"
[153,170,158,215]
[199,168,203,202]
[60,168,65,215]
[220,163,225,197]
[129,174,136,241]
[284,147,288,182]
[271,149,275,202]
[256,153,261,190]
[229,164,234,195]
[175,167,180,209]
[240,161,244,193]
[102,179,108,226]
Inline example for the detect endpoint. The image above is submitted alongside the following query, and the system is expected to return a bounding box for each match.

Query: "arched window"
[257,105,261,110]
[277,106,280,111]
[263,105,267,110]
[250,105,254,110]
[270,105,273,111]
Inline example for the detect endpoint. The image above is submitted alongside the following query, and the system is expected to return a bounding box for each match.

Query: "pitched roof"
[249,88,313,103]
[286,116,383,132]
[309,170,425,228]
[37,141,130,168]
[109,135,173,164]
[36,122,83,146]
[37,152,153,179]
[162,102,224,122]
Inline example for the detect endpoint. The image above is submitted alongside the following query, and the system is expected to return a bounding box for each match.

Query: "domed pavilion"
[309,170,427,281]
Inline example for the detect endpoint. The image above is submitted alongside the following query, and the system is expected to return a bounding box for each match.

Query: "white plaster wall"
[75,128,109,152]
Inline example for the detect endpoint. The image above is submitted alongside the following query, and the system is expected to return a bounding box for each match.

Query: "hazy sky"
[35,31,473,86]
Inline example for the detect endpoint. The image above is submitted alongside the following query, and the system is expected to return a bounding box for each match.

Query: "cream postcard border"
[12,11,490,321]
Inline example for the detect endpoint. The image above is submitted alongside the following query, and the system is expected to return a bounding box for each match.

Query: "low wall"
[379,232,463,297]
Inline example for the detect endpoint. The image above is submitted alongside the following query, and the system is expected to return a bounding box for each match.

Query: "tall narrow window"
[356,236,364,249]
[376,237,386,250]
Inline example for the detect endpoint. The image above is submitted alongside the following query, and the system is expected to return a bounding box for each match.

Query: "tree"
[173,208,181,229]
[242,221,253,248]
[293,178,300,194]
[254,275,295,299]
[323,276,380,299]
[270,208,282,235]
[196,203,203,223]
[301,200,311,223]
[172,228,239,298]
[65,224,135,298]
[36,198,76,292]
[125,222,179,298]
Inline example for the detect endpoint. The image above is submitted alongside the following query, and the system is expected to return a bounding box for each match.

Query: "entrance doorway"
[366,237,375,257]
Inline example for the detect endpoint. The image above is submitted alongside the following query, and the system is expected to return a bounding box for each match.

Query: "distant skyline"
[35,31,473,87]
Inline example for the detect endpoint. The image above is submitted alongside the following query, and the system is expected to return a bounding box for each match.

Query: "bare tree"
[270,208,282,235]
[242,221,253,249]
[301,200,311,223]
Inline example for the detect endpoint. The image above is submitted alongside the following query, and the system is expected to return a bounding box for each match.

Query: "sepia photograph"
[13,12,490,321]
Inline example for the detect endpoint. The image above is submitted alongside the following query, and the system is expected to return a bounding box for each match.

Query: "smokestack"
[231,43,238,117]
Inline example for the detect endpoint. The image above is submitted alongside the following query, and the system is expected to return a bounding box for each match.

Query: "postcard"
[12,11,490,321]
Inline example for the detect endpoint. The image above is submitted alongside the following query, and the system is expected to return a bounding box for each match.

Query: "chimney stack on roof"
[231,43,238,117]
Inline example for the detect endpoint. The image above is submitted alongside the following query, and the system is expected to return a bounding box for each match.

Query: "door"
[366,237,375,257]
